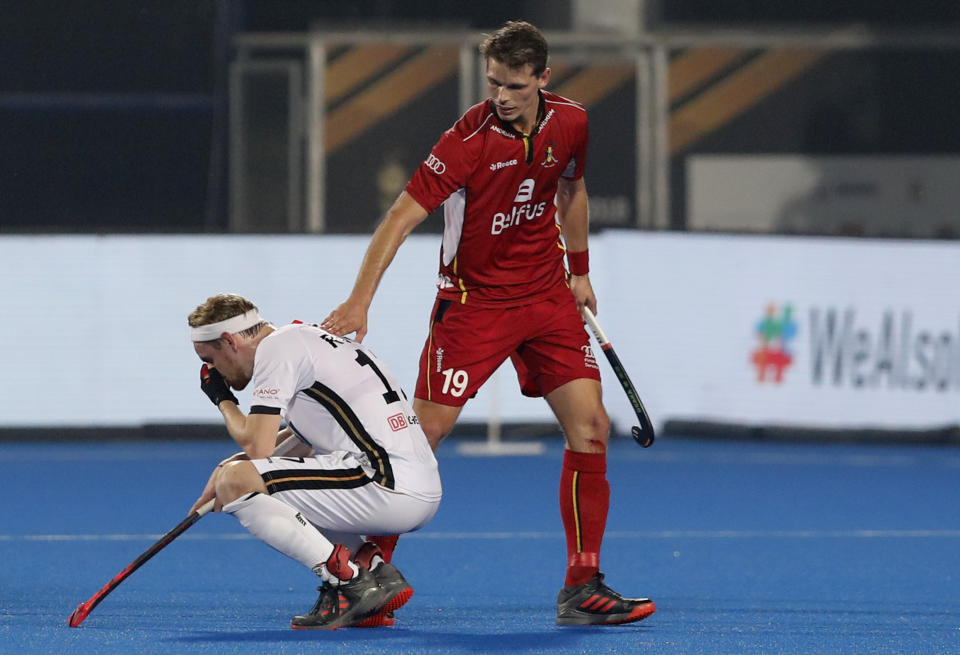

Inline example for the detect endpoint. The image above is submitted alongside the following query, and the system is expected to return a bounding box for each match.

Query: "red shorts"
[414,288,601,407]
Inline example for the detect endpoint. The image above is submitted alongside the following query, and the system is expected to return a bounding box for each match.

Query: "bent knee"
[215,460,266,505]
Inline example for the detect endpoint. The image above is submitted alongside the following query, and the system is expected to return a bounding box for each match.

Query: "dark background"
[1,0,958,233]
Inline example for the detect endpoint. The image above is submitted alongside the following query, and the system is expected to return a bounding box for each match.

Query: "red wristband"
[567,249,589,276]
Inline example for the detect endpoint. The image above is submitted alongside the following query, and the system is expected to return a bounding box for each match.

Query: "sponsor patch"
[388,413,408,432]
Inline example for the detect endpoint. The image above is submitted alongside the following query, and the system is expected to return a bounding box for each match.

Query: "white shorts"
[251,451,439,539]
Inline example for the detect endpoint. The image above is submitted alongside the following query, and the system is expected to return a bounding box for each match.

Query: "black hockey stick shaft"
[581,307,655,447]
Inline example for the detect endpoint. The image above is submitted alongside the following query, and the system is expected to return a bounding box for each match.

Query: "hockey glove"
[200,364,238,406]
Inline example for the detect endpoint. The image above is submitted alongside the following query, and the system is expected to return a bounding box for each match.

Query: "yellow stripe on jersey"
[452,254,468,304]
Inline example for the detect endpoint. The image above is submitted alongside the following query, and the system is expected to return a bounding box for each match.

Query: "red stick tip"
[68,603,89,627]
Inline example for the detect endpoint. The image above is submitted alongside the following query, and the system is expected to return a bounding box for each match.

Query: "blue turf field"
[1,436,958,654]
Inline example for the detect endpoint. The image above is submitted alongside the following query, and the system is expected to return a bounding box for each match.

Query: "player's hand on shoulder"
[321,300,369,342]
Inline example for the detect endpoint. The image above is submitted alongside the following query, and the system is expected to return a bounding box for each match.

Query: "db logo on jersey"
[388,413,408,432]
[425,154,446,175]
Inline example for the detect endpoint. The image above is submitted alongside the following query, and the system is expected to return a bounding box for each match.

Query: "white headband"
[190,309,264,342]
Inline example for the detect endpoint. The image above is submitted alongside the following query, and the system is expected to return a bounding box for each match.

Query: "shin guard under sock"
[223,492,333,570]
[559,449,610,586]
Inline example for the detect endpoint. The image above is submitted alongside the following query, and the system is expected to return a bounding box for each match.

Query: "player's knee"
[418,415,456,451]
[215,460,264,505]
[413,401,459,451]
[566,409,610,453]
[588,411,611,450]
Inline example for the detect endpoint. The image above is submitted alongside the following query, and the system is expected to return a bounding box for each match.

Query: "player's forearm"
[556,178,591,252]
[349,194,424,305]
[275,426,295,446]
[216,406,270,460]
[348,222,406,305]
[275,427,312,457]
[219,402,256,453]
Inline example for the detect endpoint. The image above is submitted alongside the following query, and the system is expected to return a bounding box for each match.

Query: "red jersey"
[405,91,588,307]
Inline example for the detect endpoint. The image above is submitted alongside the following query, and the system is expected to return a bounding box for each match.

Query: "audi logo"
[425,154,446,175]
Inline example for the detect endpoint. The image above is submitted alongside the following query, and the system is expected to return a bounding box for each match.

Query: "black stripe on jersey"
[433,299,452,324]
[250,405,282,415]
[262,465,371,494]
[303,382,396,490]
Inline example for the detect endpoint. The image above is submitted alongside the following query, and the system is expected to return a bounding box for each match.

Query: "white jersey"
[249,323,441,502]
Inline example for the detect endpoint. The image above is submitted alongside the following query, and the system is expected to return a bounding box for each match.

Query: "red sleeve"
[563,111,589,180]
[405,109,485,213]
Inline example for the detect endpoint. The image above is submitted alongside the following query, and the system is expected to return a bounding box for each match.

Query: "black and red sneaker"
[290,567,387,630]
[352,542,413,628]
[556,573,656,626]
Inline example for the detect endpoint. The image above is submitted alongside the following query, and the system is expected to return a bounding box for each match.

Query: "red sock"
[559,450,609,587]
[367,535,399,563]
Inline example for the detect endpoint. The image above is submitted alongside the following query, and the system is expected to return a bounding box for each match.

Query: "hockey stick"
[581,307,655,448]
[68,434,301,627]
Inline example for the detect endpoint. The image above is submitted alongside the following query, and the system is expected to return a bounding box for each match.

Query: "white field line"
[3,449,958,471]
[3,529,960,542]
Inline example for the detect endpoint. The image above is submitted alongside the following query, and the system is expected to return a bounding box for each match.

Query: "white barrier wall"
[600,232,960,431]
[2,232,958,433]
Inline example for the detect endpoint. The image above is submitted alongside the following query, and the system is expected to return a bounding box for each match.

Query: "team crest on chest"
[542,145,558,168]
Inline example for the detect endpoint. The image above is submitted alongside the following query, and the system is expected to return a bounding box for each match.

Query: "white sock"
[223,492,333,570]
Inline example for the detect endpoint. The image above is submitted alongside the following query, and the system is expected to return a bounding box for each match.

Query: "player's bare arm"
[274,426,313,457]
[323,190,429,341]
[189,425,311,513]
[220,406,283,459]
[556,176,597,315]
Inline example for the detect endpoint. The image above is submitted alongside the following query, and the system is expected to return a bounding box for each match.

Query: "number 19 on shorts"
[440,368,468,397]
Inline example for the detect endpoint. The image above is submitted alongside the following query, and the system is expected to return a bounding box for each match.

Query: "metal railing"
[231,26,960,235]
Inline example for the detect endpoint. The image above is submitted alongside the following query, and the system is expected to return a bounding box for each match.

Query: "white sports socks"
[223,492,333,570]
